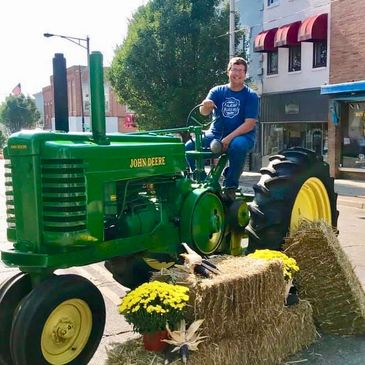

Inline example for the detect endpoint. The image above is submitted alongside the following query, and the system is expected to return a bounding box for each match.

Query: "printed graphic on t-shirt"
[222,97,240,118]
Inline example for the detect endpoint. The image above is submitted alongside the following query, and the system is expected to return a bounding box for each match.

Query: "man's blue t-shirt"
[206,84,259,140]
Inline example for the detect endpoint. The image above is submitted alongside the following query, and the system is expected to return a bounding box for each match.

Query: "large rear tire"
[246,147,338,253]
[105,254,175,290]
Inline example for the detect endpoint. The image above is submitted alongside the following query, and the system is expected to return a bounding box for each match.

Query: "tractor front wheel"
[0,273,31,365]
[246,147,338,253]
[10,274,105,365]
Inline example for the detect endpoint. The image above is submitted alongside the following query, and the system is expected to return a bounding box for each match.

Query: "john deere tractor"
[0,52,338,365]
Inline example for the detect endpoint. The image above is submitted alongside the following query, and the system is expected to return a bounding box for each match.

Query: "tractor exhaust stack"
[89,51,109,145]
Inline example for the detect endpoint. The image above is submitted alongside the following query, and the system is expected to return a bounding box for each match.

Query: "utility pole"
[229,0,235,59]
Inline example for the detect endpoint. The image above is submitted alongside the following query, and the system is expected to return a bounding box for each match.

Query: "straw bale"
[184,256,288,341]
[106,301,315,365]
[189,301,315,365]
[105,338,165,365]
[284,220,365,335]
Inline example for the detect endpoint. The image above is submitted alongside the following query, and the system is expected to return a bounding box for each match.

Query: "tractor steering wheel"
[186,103,214,128]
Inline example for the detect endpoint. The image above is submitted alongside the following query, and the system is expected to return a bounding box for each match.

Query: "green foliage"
[108,0,245,130]
[0,94,40,133]
[0,130,6,149]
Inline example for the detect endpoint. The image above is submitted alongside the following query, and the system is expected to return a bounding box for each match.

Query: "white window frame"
[267,51,278,75]
[288,45,301,72]
[313,41,327,68]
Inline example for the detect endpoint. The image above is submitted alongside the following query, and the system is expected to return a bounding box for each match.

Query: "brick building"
[42,65,136,133]
[321,0,365,179]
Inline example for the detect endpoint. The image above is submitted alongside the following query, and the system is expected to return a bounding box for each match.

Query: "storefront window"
[262,122,327,162]
[341,102,365,169]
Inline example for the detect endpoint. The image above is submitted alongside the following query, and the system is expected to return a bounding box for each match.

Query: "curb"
[337,196,365,209]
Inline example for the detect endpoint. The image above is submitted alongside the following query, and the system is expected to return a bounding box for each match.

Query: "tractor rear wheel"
[0,273,31,365]
[105,254,175,290]
[246,147,338,253]
[10,274,105,365]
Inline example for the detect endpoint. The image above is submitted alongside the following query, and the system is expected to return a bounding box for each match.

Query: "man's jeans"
[185,132,255,189]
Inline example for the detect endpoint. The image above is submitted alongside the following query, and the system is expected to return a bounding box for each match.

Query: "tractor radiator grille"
[41,159,87,232]
[5,160,16,229]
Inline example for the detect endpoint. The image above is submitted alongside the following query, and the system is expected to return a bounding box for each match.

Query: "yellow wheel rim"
[143,258,175,270]
[41,299,92,365]
[236,200,249,227]
[290,177,332,231]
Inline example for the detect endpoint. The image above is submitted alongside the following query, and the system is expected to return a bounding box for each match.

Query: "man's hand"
[221,119,256,151]
[221,118,256,152]
[221,135,233,151]
[199,99,216,116]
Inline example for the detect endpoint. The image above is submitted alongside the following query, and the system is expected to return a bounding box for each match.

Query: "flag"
[124,114,135,128]
[11,83,21,96]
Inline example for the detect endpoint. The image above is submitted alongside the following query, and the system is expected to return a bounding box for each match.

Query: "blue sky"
[0,0,147,102]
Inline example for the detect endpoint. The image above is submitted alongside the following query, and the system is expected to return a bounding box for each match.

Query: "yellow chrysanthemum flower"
[247,249,299,280]
[119,281,190,334]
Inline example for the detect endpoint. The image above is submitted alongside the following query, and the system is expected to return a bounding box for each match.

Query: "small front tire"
[0,273,31,365]
[10,274,105,365]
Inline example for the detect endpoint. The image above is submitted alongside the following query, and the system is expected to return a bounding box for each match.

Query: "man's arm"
[220,118,256,151]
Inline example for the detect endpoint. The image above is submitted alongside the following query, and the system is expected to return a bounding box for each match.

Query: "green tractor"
[0,52,338,365]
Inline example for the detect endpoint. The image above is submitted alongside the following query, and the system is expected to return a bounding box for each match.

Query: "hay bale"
[108,255,316,365]
[189,301,315,365]
[284,220,365,335]
[185,256,288,341]
[106,301,315,365]
[105,338,165,365]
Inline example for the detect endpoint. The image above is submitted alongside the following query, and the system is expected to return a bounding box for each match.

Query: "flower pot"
[142,330,168,352]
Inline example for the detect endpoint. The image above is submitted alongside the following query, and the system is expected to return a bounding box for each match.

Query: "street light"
[44,32,90,132]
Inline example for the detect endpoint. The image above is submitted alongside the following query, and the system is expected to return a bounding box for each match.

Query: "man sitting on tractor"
[185,57,259,201]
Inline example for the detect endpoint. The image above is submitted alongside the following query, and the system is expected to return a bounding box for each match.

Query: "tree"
[0,94,40,134]
[108,0,245,130]
[0,130,6,149]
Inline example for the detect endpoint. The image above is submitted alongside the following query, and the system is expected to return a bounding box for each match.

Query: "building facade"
[42,65,136,133]
[237,0,365,180]
[321,0,365,180]
[236,0,264,94]
[253,0,330,167]
[236,0,264,171]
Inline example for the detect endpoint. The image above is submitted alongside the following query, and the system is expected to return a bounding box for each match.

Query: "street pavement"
[0,162,365,364]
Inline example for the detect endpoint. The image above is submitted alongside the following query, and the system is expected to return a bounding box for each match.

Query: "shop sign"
[285,103,299,114]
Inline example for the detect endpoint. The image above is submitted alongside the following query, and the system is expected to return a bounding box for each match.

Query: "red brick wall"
[330,0,365,84]
[328,0,365,177]
[42,66,136,132]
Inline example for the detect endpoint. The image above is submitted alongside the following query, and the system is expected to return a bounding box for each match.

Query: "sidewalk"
[239,172,365,209]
